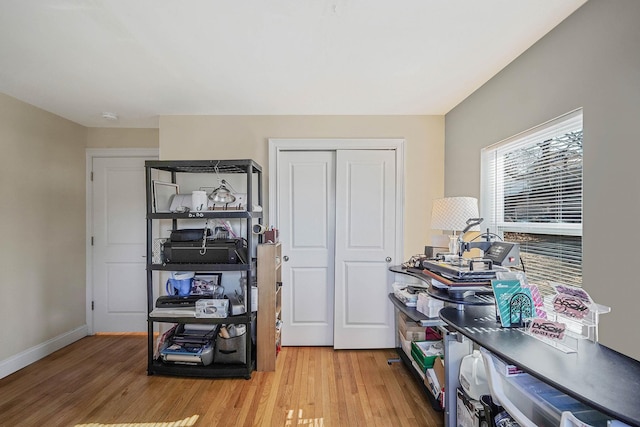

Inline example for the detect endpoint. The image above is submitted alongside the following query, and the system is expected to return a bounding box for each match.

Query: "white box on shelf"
[416,292,444,318]
[251,286,258,312]
[426,368,443,400]
[195,299,229,318]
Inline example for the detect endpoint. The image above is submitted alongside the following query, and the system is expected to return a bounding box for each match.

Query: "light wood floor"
[0,335,443,427]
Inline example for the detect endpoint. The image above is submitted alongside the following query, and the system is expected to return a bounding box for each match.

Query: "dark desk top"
[439,306,640,427]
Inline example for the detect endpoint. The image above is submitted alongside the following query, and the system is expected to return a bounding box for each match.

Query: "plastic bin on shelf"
[479,347,612,427]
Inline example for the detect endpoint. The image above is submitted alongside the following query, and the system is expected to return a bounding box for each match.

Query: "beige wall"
[445,0,640,359]
[0,93,86,362]
[0,102,438,373]
[86,127,159,149]
[159,115,445,258]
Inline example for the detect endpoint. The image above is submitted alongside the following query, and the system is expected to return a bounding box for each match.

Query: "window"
[481,109,583,287]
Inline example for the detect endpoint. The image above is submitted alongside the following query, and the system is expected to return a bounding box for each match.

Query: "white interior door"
[334,150,397,349]
[92,156,153,332]
[279,151,336,346]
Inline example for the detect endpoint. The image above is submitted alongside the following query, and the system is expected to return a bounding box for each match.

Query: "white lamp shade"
[431,197,480,232]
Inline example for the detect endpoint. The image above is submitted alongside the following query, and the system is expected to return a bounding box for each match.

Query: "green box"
[410,340,443,372]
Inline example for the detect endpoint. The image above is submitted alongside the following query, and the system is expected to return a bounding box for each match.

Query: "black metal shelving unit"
[145,159,262,379]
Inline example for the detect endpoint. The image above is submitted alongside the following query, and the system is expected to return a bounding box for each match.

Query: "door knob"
[283,256,290,262]
[385,257,392,262]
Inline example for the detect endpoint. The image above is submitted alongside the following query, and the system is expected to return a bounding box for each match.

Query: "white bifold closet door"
[278,149,396,349]
[333,150,396,349]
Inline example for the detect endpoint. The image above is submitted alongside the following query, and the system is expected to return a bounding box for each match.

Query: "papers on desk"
[393,283,418,307]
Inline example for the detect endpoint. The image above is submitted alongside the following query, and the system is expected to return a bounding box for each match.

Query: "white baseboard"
[0,325,88,379]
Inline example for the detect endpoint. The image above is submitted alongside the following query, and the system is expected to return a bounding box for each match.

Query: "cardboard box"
[398,311,413,325]
[398,312,428,341]
[456,387,486,427]
[433,356,445,390]
[423,357,446,409]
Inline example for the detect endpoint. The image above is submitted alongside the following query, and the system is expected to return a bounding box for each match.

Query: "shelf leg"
[387,357,401,365]
[443,330,472,427]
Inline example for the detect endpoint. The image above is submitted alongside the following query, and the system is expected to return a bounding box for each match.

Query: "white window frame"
[481,109,583,286]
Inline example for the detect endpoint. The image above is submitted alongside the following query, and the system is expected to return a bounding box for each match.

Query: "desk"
[440,305,640,427]
[389,266,494,426]
[387,293,447,412]
[389,266,495,307]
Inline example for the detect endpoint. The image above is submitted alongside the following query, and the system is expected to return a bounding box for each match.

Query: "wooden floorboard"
[0,335,444,427]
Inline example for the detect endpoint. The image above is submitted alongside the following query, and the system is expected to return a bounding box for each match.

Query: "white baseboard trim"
[0,325,88,379]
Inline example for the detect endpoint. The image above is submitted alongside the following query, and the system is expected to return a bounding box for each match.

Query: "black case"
[163,239,245,264]
[170,228,211,242]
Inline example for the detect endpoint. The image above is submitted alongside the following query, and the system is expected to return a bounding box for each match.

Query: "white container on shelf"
[459,349,490,401]
[191,190,208,212]
[417,292,444,318]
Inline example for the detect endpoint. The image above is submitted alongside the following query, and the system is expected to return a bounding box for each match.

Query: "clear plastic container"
[480,348,612,427]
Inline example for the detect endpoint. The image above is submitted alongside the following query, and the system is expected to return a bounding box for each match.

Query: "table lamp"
[431,197,480,255]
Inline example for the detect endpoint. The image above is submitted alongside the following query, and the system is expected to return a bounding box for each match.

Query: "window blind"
[481,109,583,287]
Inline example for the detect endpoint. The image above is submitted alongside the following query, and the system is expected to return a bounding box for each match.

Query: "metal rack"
[145,159,262,379]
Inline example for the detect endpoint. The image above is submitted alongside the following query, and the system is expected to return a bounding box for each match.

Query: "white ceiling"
[0,0,587,128]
